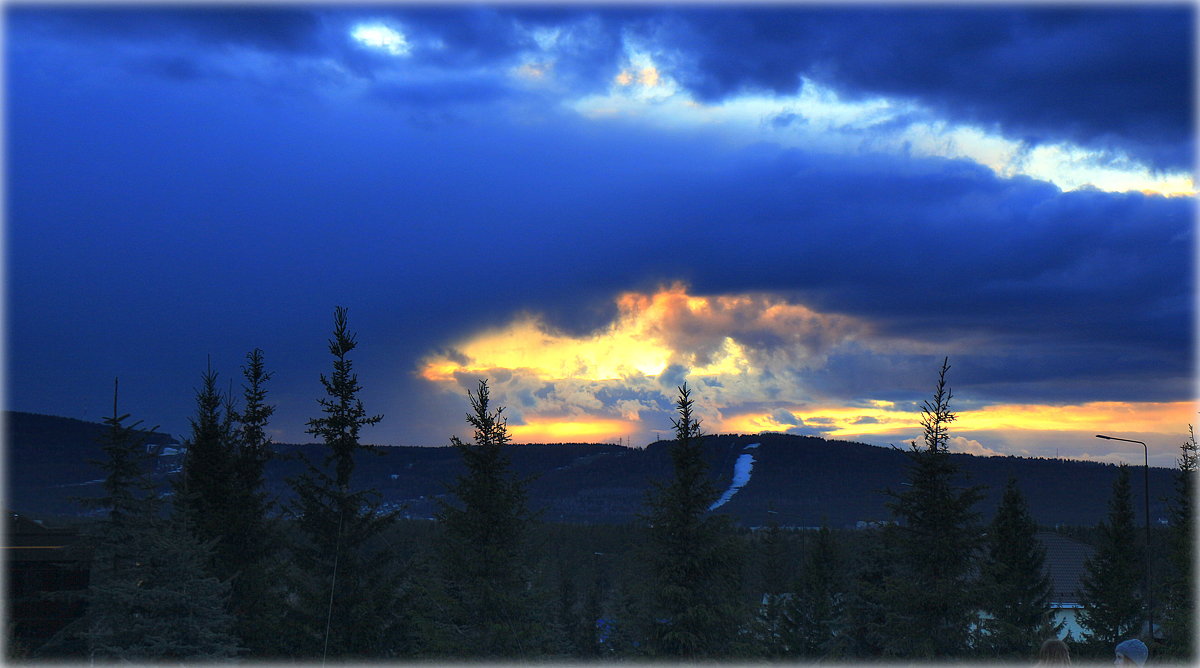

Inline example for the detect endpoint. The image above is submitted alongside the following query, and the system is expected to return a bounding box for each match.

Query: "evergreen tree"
[1078,465,1143,651]
[82,380,240,660]
[1160,425,1195,659]
[639,383,746,658]
[878,358,984,658]
[830,526,895,658]
[753,519,790,657]
[978,478,1060,657]
[225,348,286,657]
[174,362,239,566]
[286,307,408,658]
[784,525,844,658]
[434,379,547,657]
[555,557,586,656]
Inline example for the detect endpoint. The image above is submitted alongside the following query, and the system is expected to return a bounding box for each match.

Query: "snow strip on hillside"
[709,443,760,510]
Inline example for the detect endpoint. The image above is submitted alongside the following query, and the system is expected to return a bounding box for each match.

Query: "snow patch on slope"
[709,442,760,510]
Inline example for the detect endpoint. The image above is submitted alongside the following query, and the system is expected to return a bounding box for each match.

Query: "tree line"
[22,309,1196,662]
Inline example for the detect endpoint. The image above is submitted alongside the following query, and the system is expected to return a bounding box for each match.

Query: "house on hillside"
[1037,531,1096,640]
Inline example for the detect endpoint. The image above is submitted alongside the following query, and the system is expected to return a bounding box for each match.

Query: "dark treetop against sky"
[5,4,1195,466]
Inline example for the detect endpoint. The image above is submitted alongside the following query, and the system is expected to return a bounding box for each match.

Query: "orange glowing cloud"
[508,417,636,443]
[956,401,1196,435]
[420,282,862,385]
[719,404,922,437]
[418,283,1191,459]
[420,314,674,382]
[715,400,1196,446]
[419,283,876,444]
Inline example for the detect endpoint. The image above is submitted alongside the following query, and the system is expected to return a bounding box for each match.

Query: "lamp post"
[1095,434,1153,641]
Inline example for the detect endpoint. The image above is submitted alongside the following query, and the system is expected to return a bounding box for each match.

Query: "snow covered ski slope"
[709,442,759,510]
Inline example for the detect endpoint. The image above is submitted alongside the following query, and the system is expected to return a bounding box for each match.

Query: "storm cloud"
[5,5,1192,461]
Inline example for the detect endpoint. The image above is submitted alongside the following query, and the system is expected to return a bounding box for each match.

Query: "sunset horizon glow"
[422,284,1194,467]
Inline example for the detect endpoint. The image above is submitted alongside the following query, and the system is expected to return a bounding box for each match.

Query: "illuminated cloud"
[957,401,1196,435]
[721,404,923,438]
[508,416,637,443]
[421,283,866,385]
[422,281,1192,459]
[575,74,1193,196]
[350,22,410,56]
[720,400,1194,464]
[946,436,1003,458]
[421,283,876,441]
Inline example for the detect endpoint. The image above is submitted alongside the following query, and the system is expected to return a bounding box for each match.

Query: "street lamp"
[1095,434,1153,641]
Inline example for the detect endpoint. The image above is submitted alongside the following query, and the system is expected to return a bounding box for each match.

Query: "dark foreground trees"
[54,328,1170,663]
[1078,465,1143,652]
[639,383,746,658]
[81,381,239,660]
[173,363,238,568]
[166,350,284,656]
[877,358,984,657]
[433,379,548,656]
[1160,425,1196,658]
[784,525,845,658]
[225,349,286,655]
[978,478,1060,656]
[285,306,407,658]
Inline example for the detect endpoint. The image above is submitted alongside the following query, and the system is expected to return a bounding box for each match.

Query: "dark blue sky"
[5,4,1194,465]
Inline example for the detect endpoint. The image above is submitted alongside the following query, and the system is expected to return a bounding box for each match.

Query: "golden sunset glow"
[420,314,673,382]
[718,405,922,437]
[420,283,859,384]
[956,401,1197,434]
[419,283,1191,461]
[716,401,1196,444]
[508,417,635,443]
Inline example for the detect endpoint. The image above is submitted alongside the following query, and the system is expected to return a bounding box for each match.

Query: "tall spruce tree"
[434,379,547,657]
[82,380,240,660]
[639,383,746,658]
[879,358,984,658]
[978,478,1060,657]
[286,307,407,658]
[174,362,239,570]
[225,348,285,656]
[1078,465,1143,652]
[1160,425,1195,658]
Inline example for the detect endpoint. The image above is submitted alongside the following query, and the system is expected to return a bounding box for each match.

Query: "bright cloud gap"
[350,23,410,56]
[570,59,1193,197]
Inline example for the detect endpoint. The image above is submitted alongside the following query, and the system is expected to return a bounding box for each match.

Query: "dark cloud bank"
[5,5,1193,445]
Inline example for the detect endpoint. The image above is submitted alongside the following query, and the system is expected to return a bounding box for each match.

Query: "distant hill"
[5,411,179,516]
[4,411,1178,528]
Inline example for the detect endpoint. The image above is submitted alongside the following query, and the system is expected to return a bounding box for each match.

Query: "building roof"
[1037,531,1096,607]
[5,512,88,563]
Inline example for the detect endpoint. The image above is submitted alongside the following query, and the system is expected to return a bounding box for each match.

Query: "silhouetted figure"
[1037,638,1071,665]
[1115,638,1148,666]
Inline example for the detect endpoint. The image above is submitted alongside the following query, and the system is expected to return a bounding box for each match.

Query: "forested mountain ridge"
[5,411,1174,527]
